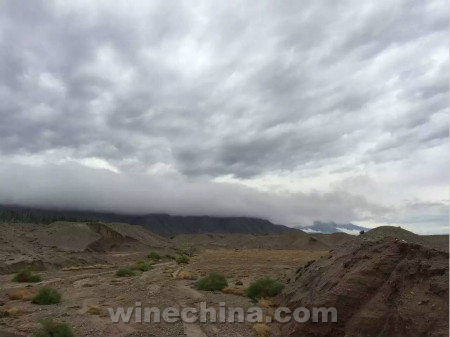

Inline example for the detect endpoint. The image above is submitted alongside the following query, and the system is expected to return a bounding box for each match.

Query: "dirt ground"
[0,248,326,337]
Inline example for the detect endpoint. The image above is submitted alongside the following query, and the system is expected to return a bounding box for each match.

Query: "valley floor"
[0,248,326,337]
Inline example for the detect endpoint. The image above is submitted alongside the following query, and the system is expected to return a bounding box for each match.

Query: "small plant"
[147,252,161,261]
[32,287,61,305]
[175,255,190,265]
[195,272,228,291]
[33,318,74,337]
[246,277,284,300]
[115,267,136,277]
[12,267,42,283]
[131,261,153,272]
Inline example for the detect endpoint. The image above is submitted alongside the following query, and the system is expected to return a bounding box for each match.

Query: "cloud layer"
[0,0,447,233]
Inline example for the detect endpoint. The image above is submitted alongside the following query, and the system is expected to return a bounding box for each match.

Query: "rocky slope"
[279,232,449,337]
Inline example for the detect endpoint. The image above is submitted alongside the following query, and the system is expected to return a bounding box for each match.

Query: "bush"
[32,288,61,305]
[195,272,228,291]
[165,254,176,260]
[175,255,189,265]
[115,268,136,277]
[12,267,42,283]
[246,277,284,300]
[34,318,74,337]
[147,252,161,261]
[131,261,153,272]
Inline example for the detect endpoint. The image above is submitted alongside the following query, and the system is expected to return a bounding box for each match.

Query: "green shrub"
[195,272,228,291]
[12,267,42,283]
[32,287,61,305]
[175,255,189,265]
[246,277,284,300]
[165,254,175,260]
[34,317,74,337]
[131,261,153,272]
[147,252,161,261]
[115,267,136,277]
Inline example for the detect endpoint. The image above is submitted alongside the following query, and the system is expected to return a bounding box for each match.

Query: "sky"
[0,0,448,234]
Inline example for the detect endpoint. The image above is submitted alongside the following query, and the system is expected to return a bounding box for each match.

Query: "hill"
[363,226,449,252]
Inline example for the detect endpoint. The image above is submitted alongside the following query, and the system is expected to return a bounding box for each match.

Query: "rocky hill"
[279,228,449,337]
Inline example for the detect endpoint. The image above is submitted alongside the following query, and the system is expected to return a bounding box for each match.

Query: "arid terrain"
[0,222,448,337]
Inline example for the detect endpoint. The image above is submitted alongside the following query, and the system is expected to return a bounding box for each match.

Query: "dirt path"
[172,280,207,336]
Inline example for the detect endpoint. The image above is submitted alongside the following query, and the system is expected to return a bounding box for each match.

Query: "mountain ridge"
[0,204,294,237]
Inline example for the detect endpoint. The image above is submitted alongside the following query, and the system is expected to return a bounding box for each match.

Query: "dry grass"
[264,309,274,322]
[62,264,111,271]
[7,289,35,301]
[257,298,275,307]
[222,287,246,296]
[86,305,100,315]
[253,323,271,337]
[0,307,23,317]
[177,270,198,280]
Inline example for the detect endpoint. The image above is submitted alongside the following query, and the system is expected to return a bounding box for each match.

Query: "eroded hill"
[0,222,170,273]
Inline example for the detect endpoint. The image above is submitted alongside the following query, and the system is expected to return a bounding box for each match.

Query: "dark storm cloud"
[0,0,447,231]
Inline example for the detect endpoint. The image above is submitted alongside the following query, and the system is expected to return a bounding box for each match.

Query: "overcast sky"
[0,0,448,233]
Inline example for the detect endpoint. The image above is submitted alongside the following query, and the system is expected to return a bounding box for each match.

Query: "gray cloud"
[0,0,447,232]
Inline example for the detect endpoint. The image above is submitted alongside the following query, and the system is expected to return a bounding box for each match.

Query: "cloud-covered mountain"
[300,221,369,235]
[0,204,293,237]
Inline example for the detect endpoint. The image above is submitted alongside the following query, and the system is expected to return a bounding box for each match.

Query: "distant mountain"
[0,204,294,237]
[299,220,369,234]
